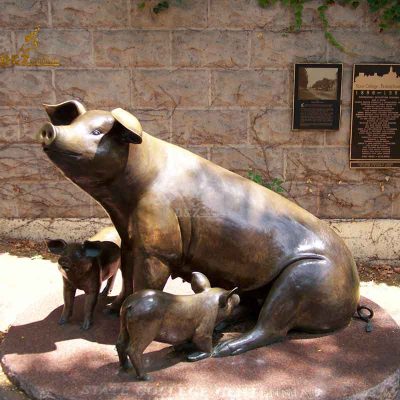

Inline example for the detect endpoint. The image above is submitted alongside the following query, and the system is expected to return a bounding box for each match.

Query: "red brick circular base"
[1,291,399,400]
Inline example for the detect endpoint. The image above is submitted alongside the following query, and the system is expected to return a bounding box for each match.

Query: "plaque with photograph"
[292,63,342,130]
[350,64,400,169]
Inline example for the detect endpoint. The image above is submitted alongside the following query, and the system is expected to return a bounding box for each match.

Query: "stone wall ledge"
[0,218,399,264]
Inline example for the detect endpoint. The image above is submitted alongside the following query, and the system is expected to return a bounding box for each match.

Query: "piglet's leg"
[126,319,160,381]
[59,278,76,325]
[127,347,150,381]
[101,274,116,297]
[116,330,130,370]
[188,311,217,361]
[81,292,98,330]
[188,334,213,362]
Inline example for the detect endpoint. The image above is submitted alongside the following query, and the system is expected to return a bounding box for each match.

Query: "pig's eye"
[91,129,102,136]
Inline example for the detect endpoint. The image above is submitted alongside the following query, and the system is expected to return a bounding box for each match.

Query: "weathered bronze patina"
[47,227,120,330]
[38,100,360,356]
[117,272,240,380]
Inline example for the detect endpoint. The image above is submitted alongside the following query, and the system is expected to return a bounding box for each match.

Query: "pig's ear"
[47,239,67,255]
[43,100,86,125]
[83,241,103,258]
[219,287,239,308]
[191,272,211,293]
[110,108,143,144]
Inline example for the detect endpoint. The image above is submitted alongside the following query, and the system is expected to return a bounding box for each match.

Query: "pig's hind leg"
[116,326,131,371]
[213,257,358,357]
[126,319,161,381]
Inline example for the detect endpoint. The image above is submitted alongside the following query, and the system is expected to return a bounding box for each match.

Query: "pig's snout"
[58,257,71,271]
[38,123,57,146]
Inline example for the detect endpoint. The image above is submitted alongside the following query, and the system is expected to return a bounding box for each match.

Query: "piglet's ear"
[47,239,67,255]
[219,287,239,308]
[83,241,103,258]
[110,108,142,144]
[43,100,86,126]
[191,272,211,293]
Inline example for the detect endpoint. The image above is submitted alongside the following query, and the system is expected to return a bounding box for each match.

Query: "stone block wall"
[0,0,399,220]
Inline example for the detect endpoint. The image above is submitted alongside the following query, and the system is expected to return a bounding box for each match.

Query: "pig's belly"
[156,320,195,345]
[180,213,326,291]
[165,159,335,290]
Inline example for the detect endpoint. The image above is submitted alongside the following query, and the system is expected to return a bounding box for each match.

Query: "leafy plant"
[317,2,346,51]
[248,170,265,186]
[258,0,399,51]
[153,1,169,14]
[248,170,284,193]
[139,0,399,52]
[266,178,285,193]
[139,0,183,13]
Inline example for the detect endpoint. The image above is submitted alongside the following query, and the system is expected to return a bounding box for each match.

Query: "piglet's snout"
[58,257,70,269]
[38,122,57,146]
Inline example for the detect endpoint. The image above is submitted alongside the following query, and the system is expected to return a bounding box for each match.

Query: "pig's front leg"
[109,201,181,311]
[81,292,98,330]
[188,335,213,362]
[133,254,171,292]
[59,278,76,325]
[187,316,216,362]
[110,249,171,311]
[109,243,134,312]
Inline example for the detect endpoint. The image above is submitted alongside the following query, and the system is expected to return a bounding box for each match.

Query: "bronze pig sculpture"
[117,272,240,380]
[47,227,121,330]
[39,100,360,356]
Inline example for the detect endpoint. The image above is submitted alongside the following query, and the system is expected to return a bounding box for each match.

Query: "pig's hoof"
[212,340,235,357]
[81,320,92,330]
[137,374,151,382]
[119,361,132,372]
[122,360,132,370]
[231,347,246,356]
[187,352,211,362]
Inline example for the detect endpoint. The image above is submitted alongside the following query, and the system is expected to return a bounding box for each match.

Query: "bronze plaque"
[350,64,400,169]
[292,63,342,130]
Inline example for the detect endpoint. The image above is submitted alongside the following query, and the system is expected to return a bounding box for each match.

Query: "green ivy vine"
[139,0,399,52]
[258,0,400,52]
[248,170,284,193]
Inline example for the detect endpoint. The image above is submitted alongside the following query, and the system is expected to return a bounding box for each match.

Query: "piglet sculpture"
[47,227,120,330]
[116,272,240,380]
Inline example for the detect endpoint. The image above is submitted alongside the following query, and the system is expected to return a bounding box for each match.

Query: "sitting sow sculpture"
[117,272,240,380]
[38,100,360,357]
[47,227,121,330]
